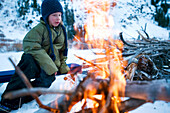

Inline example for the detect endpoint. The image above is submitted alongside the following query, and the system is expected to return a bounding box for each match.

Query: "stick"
[119,32,137,47]
[74,54,110,76]
[4,88,74,99]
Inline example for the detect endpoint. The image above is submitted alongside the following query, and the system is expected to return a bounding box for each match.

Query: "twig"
[4,88,74,99]
[137,30,151,42]
[141,23,150,39]
[119,32,137,47]
[74,54,110,76]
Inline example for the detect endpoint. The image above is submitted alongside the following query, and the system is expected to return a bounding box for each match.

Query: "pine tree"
[17,0,40,29]
[63,0,75,40]
[17,0,40,19]
[151,0,170,28]
[151,0,156,6]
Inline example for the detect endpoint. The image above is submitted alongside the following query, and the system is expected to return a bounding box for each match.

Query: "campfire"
[72,0,127,112]
[5,0,170,113]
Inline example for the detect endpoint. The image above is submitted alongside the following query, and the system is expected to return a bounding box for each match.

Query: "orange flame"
[72,0,127,112]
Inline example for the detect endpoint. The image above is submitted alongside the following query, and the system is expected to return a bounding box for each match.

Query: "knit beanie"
[41,0,64,61]
[41,0,63,20]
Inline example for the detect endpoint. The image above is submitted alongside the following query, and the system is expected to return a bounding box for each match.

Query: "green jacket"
[23,19,70,75]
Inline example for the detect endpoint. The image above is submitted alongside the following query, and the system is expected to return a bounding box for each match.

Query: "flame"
[72,0,127,112]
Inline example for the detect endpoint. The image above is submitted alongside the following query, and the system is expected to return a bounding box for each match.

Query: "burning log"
[32,78,170,113]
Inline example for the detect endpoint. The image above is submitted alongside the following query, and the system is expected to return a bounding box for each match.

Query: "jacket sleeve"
[58,45,70,74]
[23,27,58,75]
[59,44,67,64]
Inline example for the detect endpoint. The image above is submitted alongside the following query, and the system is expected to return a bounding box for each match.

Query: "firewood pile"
[5,32,170,113]
[120,32,170,81]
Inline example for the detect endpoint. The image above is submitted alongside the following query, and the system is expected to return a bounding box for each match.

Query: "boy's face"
[48,12,62,27]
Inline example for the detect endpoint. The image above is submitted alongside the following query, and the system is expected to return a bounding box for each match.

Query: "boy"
[0,0,70,112]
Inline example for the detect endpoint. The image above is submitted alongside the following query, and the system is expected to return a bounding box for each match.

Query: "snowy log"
[33,79,170,113]
[6,79,169,102]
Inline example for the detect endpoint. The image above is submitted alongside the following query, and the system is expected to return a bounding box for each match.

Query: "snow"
[0,49,170,113]
[0,0,170,113]
[113,0,170,40]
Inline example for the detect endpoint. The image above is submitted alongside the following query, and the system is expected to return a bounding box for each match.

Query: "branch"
[74,54,110,76]
[4,88,73,99]
[136,30,151,42]
[119,32,137,47]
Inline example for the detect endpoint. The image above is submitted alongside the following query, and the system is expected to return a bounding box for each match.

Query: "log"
[33,79,170,113]
[125,80,170,102]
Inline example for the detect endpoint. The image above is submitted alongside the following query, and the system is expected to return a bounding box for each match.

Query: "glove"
[59,63,70,74]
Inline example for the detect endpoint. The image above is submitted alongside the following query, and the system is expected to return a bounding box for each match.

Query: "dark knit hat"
[41,0,63,20]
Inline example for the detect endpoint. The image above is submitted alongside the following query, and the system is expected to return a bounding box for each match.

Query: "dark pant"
[0,54,55,110]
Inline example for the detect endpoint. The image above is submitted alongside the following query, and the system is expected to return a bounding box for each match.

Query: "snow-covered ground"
[0,0,170,112]
[0,49,170,113]
[113,0,169,41]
